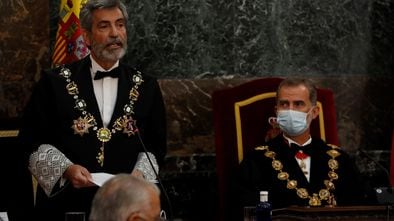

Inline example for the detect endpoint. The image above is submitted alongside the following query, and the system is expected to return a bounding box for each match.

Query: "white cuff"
[28,144,73,196]
[134,152,159,183]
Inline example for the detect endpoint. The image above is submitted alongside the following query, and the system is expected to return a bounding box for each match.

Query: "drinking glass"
[244,206,256,221]
[65,212,86,221]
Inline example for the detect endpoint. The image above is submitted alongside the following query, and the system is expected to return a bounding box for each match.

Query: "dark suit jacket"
[237,135,367,212]
[18,56,167,219]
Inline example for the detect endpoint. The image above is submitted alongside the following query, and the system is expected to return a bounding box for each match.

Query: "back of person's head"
[89,174,161,221]
[276,77,318,105]
[80,0,128,31]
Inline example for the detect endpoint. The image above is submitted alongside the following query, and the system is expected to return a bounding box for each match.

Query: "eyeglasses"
[157,210,167,221]
[138,209,167,221]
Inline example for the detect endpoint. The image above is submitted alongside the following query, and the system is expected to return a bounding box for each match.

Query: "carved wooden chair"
[212,77,339,221]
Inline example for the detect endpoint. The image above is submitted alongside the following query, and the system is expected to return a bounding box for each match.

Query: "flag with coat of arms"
[52,0,90,66]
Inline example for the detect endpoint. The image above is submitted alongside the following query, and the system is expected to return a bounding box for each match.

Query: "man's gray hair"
[89,174,160,221]
[276,78,318,105]
[80,0,128,31]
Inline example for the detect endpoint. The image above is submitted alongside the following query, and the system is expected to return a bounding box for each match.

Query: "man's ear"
[127,212,140,221]
[81,29,91,47]
[311,105,320,119]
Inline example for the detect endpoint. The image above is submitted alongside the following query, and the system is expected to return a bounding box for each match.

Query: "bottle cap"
[260,191,268,195]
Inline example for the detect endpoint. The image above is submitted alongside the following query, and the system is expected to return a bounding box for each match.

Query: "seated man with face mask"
[237,78,369,210]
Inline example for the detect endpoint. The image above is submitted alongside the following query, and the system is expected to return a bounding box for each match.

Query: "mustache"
[106,38,124,47]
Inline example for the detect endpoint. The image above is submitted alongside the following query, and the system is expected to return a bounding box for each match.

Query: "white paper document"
[90,173,115,187]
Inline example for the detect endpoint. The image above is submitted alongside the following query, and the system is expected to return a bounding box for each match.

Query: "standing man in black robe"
[238,78,369,212]
[18,0,166,220]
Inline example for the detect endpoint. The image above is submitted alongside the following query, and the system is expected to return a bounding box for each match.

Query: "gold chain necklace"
[60,67,143,167]
[255,144,341,206]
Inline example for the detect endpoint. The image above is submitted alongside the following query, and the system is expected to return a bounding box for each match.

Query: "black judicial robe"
[237,135,367,210]
[18,56,167,219]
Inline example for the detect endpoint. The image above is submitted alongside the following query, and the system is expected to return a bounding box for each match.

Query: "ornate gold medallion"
[309,194,321,206]
[264,151,276,158]
[287,180,297,189]
[328,159,339,169]
[96,146,104,167]
[97,127,111,142]
[272,160,283,170]
[278,172,289,180]
[319,189,330,200]
[72,116,94,136]
[327,149,341,158]
[113,115,138,136]
[66,82,79,95]
[255,145,269,151]
[297,188,309,199]
[324,180,335,190]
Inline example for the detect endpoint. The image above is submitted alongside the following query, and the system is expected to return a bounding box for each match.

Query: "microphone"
[135,127,174,220]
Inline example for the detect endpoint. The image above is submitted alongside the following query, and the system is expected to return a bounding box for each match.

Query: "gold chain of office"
[255,144,341,206]
[59,67,143,167]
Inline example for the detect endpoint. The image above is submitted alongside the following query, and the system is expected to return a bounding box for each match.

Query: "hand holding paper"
[90,173,115,187]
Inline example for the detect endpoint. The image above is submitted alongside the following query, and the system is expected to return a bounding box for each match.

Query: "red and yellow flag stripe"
[52,0,89,66]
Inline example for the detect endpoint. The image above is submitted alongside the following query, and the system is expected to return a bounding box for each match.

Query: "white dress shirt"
[284,135,312,182]
[90,55,119,127]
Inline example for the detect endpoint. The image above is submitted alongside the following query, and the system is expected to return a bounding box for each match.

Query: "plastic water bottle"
[255,191,272,221]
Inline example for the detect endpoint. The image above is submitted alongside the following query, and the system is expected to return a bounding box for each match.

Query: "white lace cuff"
[28,144,73,196]
[134,152,159,183]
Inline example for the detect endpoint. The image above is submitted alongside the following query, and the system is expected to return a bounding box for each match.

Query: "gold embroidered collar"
[255,144,341,206]
[60,66,143,167]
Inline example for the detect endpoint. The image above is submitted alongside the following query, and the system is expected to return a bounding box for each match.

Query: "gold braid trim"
[255,144,341,206]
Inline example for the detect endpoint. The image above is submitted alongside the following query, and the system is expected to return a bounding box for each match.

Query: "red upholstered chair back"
[212,77,339,221]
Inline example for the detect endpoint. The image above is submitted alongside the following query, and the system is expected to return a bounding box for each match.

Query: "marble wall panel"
[233,0,374,75]
[45,0,393,78]
[123,0,234,77]
[0,1,50,119]
[120,0,392,78]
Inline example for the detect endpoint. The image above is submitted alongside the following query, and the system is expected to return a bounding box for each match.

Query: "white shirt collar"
[283,134,312,147]
[89,55,119,77]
